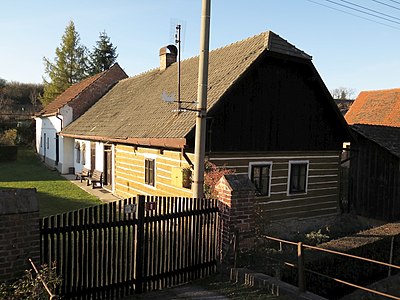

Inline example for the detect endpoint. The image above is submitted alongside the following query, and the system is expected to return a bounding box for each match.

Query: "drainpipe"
[192,0,211,199]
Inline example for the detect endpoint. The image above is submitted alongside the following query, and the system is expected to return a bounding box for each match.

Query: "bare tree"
[331,87,356,100]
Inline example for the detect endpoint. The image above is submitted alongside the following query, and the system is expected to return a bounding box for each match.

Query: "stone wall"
[0,189,40,282]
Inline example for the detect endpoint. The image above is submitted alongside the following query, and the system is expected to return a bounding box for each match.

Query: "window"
[145,158,155,186]
[47,137,49,149]
[288,161,309,194]
[249,162,272,196]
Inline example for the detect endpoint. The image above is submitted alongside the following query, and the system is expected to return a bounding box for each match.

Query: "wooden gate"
[40,195,219,299]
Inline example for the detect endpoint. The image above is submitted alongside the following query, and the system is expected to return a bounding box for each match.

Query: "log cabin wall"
[209,151,341,221]
[114,144,193,198]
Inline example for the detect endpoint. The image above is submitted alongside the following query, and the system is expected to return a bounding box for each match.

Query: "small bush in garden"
[204,161,235,199]
[0,262,62,299]
[304,228,330,245]
[0,128,17,145]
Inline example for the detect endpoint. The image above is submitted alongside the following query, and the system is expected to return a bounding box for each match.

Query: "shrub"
[0,262,61,300]
[0,128,17,145]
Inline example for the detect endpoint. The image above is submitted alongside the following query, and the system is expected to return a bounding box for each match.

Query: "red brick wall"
[0,189,40,283]
[215,175,256,262]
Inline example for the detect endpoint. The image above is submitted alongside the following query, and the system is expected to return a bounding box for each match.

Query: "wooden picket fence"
[40,195,219,299]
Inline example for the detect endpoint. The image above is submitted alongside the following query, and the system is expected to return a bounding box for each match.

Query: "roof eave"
[60,133,187,149]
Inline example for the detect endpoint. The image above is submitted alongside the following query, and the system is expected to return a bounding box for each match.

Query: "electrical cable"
[372,0,400,11]
[306,0,400,30]
[324,0,400,25]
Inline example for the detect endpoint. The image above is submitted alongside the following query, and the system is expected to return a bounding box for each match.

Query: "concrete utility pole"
[192,0,211,199]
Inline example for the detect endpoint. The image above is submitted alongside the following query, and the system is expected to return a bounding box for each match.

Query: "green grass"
[0,148,101,217]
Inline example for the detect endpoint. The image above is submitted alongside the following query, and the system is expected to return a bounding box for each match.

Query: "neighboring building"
[345,88,400,221]
[35,63,127,173]
[61,31,351,221]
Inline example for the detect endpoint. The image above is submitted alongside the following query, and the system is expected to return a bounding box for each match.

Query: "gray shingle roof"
[352,124,400,158]
[61,31,311,146]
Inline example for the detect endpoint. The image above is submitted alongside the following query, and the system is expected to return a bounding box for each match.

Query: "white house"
[35,63,127,174]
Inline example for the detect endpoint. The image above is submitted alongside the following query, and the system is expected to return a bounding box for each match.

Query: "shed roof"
[61,31,312,147]
[351,124,400,158]
[345,88,400,127]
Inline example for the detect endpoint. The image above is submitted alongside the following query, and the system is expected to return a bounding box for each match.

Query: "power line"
[371,0,400,11]
[324,0,400,25]
[337,0,400,20]
[387,0,400,5]
[306,0,400,30]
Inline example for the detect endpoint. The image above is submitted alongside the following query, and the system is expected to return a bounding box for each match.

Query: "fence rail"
[262,235,400,300]
[40,195,219,299]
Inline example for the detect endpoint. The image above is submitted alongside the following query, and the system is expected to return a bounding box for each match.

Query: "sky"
[1,0,400,96]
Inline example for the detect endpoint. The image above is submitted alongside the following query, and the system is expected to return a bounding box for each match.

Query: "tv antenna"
[162,23,198,113]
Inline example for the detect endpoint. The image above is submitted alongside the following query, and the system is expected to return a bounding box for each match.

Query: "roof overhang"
[60,133,187,149]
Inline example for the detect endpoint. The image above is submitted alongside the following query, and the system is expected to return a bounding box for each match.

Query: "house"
[61,31,351,221]
[345,89,400,221]
[35,63,127,174]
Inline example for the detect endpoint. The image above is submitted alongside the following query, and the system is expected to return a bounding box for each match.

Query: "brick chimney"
[159,45,178,71]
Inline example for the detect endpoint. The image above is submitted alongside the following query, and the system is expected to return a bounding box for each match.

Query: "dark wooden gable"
[189,52,349,152]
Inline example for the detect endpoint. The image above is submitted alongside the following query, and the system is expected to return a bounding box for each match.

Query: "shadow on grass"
[0,148,101,217]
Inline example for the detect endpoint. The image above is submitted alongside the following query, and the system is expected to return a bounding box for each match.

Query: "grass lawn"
[0,147,101,217]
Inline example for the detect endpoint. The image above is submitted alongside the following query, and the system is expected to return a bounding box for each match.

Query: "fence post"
[297,242,305,293]
[135,195,146,294]
[388,236,395,277]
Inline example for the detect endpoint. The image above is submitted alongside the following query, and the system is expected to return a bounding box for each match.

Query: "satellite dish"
[161,91,175,103]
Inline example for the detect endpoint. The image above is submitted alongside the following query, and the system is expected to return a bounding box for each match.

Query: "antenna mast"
[175,24,182,112]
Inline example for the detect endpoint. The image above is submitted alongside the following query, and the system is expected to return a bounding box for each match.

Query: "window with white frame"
[249,162,272,196]
[288,161,309,194]
[145,158,155,186]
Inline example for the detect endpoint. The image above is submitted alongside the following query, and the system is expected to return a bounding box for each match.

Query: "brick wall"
[215,174,256,263]
[0,189,40,282]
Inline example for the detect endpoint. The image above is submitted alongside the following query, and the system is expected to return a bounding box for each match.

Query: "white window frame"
[287,160,309,195]
[248,161,272,197]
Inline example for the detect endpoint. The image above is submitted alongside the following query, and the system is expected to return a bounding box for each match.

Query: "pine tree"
[89,31,118,75]
[41,21,89,105]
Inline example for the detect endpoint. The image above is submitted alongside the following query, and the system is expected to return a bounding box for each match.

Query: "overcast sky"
[1,0,400,96]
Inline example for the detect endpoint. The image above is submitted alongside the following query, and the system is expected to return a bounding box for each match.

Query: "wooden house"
[35,64,127,173]
[61,31,351,221]
[345,89,400,221]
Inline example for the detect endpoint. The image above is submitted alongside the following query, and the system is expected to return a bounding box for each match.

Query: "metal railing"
[261,235,400,300]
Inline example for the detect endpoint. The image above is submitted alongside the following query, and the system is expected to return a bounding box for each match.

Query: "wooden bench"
[76,167,90,183]
[87,170,103,189]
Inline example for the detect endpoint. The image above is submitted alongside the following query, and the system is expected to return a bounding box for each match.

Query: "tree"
[89,31,118,75]
[330,87,356,100]
[41,21,89,105]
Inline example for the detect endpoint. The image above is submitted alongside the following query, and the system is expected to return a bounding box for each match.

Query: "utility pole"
[192,0,211,199]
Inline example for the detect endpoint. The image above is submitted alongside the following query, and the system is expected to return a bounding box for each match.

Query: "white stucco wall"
[60,105,73,127]
[36,116,62,162]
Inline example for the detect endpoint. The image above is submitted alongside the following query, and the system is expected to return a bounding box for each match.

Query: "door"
[104,146,112,186]
[55,134,59,165]
[90,142,96,173]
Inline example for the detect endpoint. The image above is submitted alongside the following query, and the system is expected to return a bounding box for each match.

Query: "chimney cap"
[159,45,178,56]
